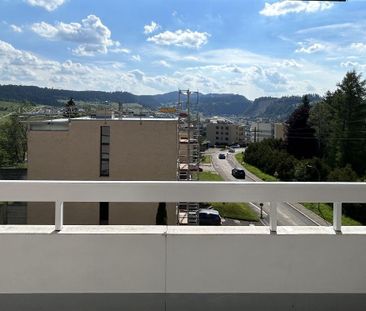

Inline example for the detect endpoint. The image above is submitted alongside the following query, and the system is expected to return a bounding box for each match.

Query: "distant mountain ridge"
[0,84,321,120]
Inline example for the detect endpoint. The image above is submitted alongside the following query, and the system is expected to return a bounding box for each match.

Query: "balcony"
[0,181,365,310]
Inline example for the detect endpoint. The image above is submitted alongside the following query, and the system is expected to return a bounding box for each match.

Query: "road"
[209,148,322,226]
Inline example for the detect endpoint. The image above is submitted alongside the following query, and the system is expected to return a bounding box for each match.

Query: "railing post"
[55,201,64,231]
[333,202,342,232]
[269,202,277,232]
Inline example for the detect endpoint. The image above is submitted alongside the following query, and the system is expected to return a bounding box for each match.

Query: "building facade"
[206,119,244,146]
[27,117,178,225]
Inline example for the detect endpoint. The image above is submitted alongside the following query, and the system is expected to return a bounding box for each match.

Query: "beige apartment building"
[206,119,244,146]
[27,117,178,225]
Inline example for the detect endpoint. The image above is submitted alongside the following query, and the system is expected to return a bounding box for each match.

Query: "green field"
[199,171,224,181]
[302,203,361,226]
[235,153,278,181]
[201,154,212,164]
[212,202,259,222]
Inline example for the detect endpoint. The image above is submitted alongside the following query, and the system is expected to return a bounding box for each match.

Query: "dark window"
[216,131,219,134]
[216,126,219,129]
[216,136,219,140]
[100,202,109,225]
[225,137,228,141]
[100,126,110,177]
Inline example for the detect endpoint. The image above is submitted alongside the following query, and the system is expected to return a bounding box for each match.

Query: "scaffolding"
[177,90,201,225]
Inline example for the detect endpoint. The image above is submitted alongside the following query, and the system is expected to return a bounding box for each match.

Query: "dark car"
[218,153,226,159]
[232,168,246,179]
[199,209,222,226]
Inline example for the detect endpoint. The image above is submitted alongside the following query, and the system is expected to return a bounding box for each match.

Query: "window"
[216,126,219,129]
[216,136,219,140]
[225,137,228,141]
[216,131,219,134]
[100,202,109,225]
[100,126,110,177]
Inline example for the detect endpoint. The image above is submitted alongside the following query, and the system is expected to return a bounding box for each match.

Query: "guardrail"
[0,181,365,232]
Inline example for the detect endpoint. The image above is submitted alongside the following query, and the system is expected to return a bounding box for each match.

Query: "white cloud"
[144,21,160,34]
[131,54,141,62]
[10,25,22,33]
[31,15,122,56]
[350,42,366,53]
[295,43,326,54]
[0,40,344,99]
[340,61,366,70]
[109,47,130,54]
[0,39,161,94]
[147,29,210,49]
[25,0,66,11]
[260,1,333,17]
[154,60,171,68]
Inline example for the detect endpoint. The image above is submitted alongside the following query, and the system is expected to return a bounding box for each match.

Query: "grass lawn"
[201,154,212,164]
[235,153,278,182]
[302,203,361,226]
[211,202,259,222]
[198,171,224,181]
[198,171,258,221]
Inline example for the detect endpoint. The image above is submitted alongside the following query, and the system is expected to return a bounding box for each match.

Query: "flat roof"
[32,117,178,123]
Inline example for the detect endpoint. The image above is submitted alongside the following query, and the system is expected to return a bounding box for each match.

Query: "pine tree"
[286,95,318,159]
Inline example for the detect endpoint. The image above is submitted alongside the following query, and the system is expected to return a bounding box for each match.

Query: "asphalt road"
[209,148,320,226]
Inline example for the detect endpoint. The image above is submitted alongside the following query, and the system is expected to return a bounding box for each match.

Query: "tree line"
[243,71,366,223]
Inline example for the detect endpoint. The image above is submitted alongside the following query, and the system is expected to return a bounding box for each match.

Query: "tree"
[63,98,79,118]
[286,95,319,159]
[156,202,167,225]
[311,71,366,175]
[0,114,27,166]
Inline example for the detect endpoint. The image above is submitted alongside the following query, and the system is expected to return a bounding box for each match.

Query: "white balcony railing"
[1,181,365,231]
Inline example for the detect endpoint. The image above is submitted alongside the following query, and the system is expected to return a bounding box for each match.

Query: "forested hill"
[0,84,320,120]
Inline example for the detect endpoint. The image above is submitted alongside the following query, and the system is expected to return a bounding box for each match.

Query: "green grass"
[199,171,224,181]
[199,165,259,222]
[302,203,361,226]
[201,155,212,164]
[235,153,278,182]
[211,202,259,222]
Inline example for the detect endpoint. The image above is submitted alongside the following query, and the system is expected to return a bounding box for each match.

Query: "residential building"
[206,118,244,146]
[274,123,286,140]
[27,117,178,225]
[250,122,273,142]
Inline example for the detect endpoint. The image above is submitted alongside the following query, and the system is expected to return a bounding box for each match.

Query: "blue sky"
[0,0,365,99]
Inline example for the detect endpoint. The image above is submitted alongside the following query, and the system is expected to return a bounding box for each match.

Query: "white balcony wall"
[0,226,365,295]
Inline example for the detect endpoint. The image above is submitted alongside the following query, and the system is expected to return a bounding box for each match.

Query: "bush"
[327,164,358,182]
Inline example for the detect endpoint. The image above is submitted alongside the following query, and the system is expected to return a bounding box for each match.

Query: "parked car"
[228,148,235,153]
[199,209,222,225]
[218,153,226,159]
[232,168,246,179]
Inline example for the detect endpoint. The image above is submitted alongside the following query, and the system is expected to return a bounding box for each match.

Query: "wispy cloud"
[295,43,327,54]
[10,24,22,33]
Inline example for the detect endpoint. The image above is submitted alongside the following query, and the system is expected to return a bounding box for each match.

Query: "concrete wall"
[27,119,178,225]
[0,226,365,310]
